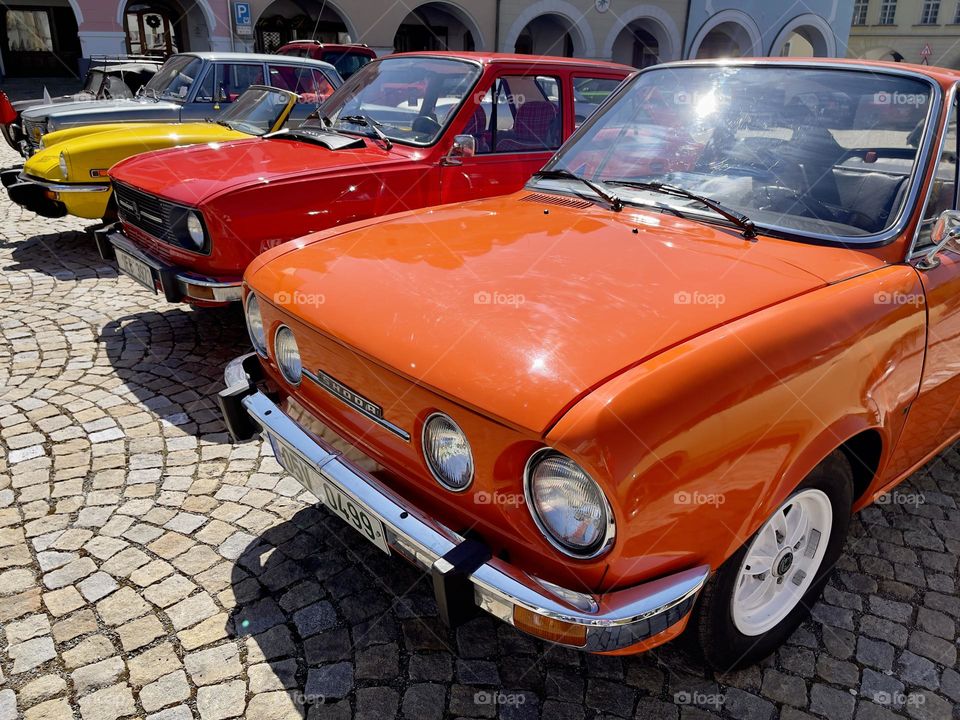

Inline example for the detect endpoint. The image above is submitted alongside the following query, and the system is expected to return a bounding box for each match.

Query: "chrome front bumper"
[219,353,710,652]
[17,172,111,193]
[94,223,242,304]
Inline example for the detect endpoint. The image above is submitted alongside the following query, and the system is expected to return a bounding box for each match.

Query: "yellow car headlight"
[58,152,68,179]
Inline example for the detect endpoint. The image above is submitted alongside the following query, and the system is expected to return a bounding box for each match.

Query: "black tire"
[694,451,853,671]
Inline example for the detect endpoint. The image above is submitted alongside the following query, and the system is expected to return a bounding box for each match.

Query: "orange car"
[219,58,960,669]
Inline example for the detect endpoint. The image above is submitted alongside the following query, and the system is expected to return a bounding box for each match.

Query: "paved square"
[0,141,957,719]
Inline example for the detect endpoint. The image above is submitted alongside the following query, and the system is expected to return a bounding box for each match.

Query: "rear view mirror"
[447,134,476,162]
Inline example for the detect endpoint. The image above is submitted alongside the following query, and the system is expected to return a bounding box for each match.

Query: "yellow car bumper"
[7,174,111,219]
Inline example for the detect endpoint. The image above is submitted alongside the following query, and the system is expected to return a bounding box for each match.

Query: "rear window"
[323,51,373,79]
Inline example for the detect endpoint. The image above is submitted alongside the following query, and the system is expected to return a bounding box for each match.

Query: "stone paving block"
[196,680,246,720]
[140,671,190,713]
[128,642,182,687]
[8,636,56,673]
[185,643,242,686]
[78,683,135,720]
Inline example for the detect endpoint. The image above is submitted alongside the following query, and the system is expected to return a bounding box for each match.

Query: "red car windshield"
[313,56,481,146]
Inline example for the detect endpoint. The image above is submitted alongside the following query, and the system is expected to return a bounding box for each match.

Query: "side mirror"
[446,134,476,164]
[918,209,960,270]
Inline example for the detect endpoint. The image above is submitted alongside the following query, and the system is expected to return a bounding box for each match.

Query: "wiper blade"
[338,114,393,150]
[532,169,624,212]
[605,180,756,237]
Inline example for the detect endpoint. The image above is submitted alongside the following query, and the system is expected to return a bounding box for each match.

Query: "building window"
[954,0,960,21]
[921,0,941,23]
[879,0,897,23]
[6,10,54,52]
[852,0,869,25]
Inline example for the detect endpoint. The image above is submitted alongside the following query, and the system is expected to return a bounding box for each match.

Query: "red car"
[98,52,632,306]
[276,41,377,79]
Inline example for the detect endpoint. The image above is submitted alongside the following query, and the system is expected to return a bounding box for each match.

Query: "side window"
[573,76,623,128]
[327,52,373,79]
[474,74,562,154]
[917,97,958,247]
[268,65,335,103]
[195,63,264,102]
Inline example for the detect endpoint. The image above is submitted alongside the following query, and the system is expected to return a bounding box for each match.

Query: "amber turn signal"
[513,606,587,646]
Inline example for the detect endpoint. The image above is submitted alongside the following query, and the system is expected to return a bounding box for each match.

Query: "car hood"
[247,193,885,433]
[22,98,181,124]
[26,122,249,182]
[108,134,399,205]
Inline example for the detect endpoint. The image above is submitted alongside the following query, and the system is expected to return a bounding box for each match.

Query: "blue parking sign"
[234,2,252,36]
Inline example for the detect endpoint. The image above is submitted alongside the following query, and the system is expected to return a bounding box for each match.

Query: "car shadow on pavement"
[5,228,119,280]
[226,505,718,719]
[98,307,250,437]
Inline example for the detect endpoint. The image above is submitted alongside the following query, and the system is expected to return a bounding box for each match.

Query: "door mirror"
[919,209,960,270]
[448,134,476,161]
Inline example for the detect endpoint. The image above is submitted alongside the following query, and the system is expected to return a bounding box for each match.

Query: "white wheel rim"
[731,488,833,636]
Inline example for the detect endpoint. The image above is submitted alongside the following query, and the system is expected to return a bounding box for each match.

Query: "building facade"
[0,0,854,79]
[847,0,960,67]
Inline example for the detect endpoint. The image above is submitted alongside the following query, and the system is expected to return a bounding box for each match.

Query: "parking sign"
[234,2,252,36]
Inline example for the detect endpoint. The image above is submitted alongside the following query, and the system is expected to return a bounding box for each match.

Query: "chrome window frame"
[906,80,959,261]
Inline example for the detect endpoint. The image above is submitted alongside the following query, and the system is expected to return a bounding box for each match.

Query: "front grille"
[114,182,177,243]
[22,118,46,149]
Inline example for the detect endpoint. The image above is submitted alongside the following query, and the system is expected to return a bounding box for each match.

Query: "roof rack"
[87,54,167,67]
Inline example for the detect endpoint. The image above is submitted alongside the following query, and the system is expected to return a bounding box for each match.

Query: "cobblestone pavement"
[1,140,959,720]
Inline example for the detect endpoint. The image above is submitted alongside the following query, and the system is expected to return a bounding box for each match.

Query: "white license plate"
[269,433,390,555]
[116,250,156,293]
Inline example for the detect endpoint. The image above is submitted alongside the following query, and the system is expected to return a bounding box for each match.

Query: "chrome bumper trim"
[18,172,110,193]
[232,373,709,651]
[106,228,241,303]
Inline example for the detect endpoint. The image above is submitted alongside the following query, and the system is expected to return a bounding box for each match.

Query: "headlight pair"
[244,294,301,385]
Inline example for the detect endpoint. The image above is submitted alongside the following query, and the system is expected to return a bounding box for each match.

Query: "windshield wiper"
[338,114,393,150]
[604,180,757,238]
[532,169,624,212]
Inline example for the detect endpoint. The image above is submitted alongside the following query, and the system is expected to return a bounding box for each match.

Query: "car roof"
[385,51,634,73]
[178,51,338,72]
[650,56,960,87]
[279,42,374,53]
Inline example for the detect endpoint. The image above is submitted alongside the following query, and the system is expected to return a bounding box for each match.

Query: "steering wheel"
[411,115,441,137]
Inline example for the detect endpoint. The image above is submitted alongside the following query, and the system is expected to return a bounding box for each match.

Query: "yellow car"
[5,86,299,220]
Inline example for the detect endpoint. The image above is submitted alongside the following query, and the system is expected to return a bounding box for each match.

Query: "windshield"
[310,56,481,145]
[143,55,203,102]
[219,86,293,135]
[540,65,936,240]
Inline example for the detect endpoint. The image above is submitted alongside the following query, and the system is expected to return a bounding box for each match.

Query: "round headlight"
[526,450,613,557]
[58,152,68,179]
[245,294,266,356]
[422,413,473,491]
[186,212,205,249]
[274,326,302,385]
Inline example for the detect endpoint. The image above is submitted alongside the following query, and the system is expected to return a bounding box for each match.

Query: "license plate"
[116,250,157,293]
[269,433,391,555]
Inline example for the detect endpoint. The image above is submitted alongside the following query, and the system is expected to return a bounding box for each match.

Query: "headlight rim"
[186,211,205,250]
[273,324,302,387]
[421,411,474,493]
[523,447,616,560]
[244,292,267,358]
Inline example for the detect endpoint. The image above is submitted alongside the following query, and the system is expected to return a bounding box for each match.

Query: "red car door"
[440,72,566,204]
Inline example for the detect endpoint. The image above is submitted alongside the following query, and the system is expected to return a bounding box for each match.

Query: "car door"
[439,72,564,205]
[180,61,266,121]
[885,89,960,479]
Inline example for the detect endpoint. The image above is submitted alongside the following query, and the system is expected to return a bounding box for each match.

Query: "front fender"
[546,264,925,590]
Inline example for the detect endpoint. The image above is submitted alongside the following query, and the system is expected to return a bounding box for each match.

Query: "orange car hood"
[248,194,886,433]
[108,134,397,206]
